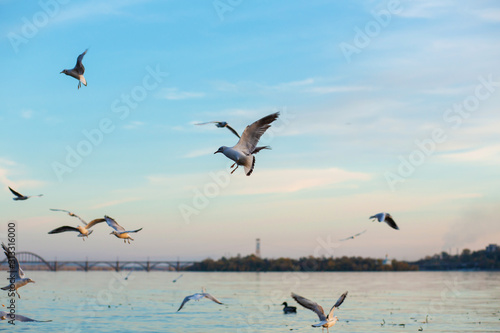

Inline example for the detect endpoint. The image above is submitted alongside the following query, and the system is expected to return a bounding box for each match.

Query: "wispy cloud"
[440,144,500,163]
[158,88,205,100]
[21,109,34,119]
[182,148,215,159]
[123,121,145,130]
[305,85,373,94]
[90,197,140,209]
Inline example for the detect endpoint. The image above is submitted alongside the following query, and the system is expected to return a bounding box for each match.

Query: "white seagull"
[339,230,367,242]
[8,187,43,201]
[99,216,143,244]
[1,243,35,298]
[0,311,52,322]
[48,209,105,241]
[291,291,348,332]
[370,212,399,230]
[61,49,88,89]
[177,287,223,312]
[214,112,279,176]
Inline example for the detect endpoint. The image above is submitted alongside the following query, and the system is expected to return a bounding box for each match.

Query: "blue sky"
[1,0,499,261]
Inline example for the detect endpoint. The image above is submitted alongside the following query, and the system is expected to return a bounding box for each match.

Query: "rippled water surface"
[2,271,499,332]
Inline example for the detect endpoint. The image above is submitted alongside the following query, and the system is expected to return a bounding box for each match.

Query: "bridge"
[0,252,197,272]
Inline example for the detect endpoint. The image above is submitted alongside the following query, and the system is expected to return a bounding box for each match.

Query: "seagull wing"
[195,121,220,125]
[75,49,87,74]
[203,293,223,305]
[327,291,348,320]
[0,311,52,322]
[355,230,367,237]
[233,112,279,154]
[224,124,241,138]
[339,235,354,241]
[120,228,142,234]
[177,295,194,311]
[370,212,385,222]
[104,216,125,232]
[85,218,107,229]
[291,293,326,322]
[8,187,23,198]
[384,214,399,230]
[251,146,271,154]
[48,226,80,234]
[1,243,24,279]
[50,209,88,225]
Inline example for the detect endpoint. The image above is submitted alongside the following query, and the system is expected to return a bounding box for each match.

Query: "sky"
[0,0,499,262]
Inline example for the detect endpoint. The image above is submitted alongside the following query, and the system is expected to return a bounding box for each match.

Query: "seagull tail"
[244,155,255,176]
[80,75,87,86]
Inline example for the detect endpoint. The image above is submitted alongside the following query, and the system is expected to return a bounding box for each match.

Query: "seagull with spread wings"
[8,187,43,201]
[214,112,279,176]
[339,230,367,242]
[177,287,223,312]
[48,209,105,241]
[1,243,35,298]
[0,311,52,323]
[291,291,348,332]
[61,49,88,89]
[97,216,143,244]
[196,121,241,138]
[370,212,399,230]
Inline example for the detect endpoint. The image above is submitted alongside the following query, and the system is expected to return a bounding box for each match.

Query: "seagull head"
[214,146,226,154]
[27,278,35,284]
[216,122,227,128]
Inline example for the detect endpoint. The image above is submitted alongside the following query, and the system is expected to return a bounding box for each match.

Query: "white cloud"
[305,85,373,94]
[440,144,500,163]
[182,147,215,159]
[123,121,145,130]
[21,109,34,119]
[90,197,140,209]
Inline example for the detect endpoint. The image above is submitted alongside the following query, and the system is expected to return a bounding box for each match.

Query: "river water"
[2,271,499,332]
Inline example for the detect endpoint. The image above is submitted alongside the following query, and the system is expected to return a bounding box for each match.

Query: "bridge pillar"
[146,260,150,272]
[116,260,119,272]
[85,260,88,272]
[53,260,57,272]
[176,260,180,272]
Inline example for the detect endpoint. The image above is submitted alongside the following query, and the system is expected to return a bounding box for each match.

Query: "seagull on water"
[370,212,399,230]
[339,230,367,242]
[0,311,52,322]
[48,209,105,241]
[8,187,43,201]
[61,49,88,89]
[292,291,348,332]
[98,216,143,244]
[214,112,279,176]
[177,287,223,312]
[1,243,35,298]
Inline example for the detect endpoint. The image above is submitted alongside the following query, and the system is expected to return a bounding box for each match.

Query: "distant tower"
[255,238,261,258]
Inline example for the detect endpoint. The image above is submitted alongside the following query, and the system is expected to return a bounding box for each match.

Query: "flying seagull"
[177,287,223,312]
[196,121,272,153]
[61,49,88,89]
[370,212,399,230]
[214,112,279,176]
[1,243,35,298]
[0,311,52,322]
[97,216,143,244]
[8,187,43,201]
[196,121,241,138]
[173,274,183,283]
[339,230,367,242]
[48,210,105,241]
[292,291,348,332]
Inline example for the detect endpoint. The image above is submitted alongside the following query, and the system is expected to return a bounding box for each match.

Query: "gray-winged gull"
[48,209,105,241]
[177,287,223,312]
[61,49,88,89]
[291,291,348,332]
[214,112,279,176]
[1,243,35,298]
[8,186,43,201]
[370,212,399,230]
[93,216,143,244]
[0,311,51,322]
[339,230,367,242]
[196,121,241,138]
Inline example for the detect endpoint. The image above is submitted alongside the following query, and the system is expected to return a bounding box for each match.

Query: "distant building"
[255,238,261,258]
[486,244,499,253]
[382,254,390,265]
